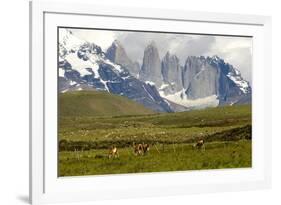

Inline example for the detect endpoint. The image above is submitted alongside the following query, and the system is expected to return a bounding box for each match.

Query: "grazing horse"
[194,139,205,150]
[108,146,119,158]
[142,143,150,154]
[133,142,150,155]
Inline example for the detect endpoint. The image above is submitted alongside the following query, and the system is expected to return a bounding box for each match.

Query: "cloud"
[70,29,118,51]
[206,36,252,84]
[117,32,252,84]
[69,28,252,84]
[116,32,216,64]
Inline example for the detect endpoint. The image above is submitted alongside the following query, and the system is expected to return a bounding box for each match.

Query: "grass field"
[59,141,251,176]
[58,91,252,176]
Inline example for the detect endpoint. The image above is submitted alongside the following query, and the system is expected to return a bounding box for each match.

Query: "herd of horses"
[107,139,205,159]
[108,142,150,158]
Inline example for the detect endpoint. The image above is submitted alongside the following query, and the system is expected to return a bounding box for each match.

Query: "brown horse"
[108,146,119,158]
[194,139,205,150]
[133,142,150,155]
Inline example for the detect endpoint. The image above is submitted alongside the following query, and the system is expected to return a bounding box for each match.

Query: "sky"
[70,28,252,85]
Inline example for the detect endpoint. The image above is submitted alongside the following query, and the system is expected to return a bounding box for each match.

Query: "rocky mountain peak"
[147,40,157,48]
[106,40,126,61]
[161,51,182,93]
[106,40,140,77]
[212,55,221,61]
[139,42,162,86]
[112,39,122,46]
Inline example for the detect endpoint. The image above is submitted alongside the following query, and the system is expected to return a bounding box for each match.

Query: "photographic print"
[58,27,252,177]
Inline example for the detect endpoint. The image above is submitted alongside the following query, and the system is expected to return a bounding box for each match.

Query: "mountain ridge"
[58,28,251,112]
[58,29,172,113]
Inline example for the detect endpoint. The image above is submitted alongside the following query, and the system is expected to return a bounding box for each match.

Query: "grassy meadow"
[58,91,252,176]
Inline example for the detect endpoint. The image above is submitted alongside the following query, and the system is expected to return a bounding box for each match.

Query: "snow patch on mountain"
[59,68,65,77]
[69,80,76,86]
[64,53,93,77]
[160,89,219,109]
[159,83,170,90]
[227,68,250,94]
[142,85,155,101]
[59,29,85,52]
[103,59,123,73]
[145,81,156,86]
[99,78,109,91]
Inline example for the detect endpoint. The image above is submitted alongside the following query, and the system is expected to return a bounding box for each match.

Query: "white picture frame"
[29,0,272,204]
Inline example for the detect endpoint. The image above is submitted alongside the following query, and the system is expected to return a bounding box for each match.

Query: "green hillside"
[59,104,251,145]
[59,91,155,117]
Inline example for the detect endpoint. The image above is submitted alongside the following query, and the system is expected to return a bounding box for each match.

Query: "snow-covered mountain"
[58,28,251,112]
[58,29,172,112]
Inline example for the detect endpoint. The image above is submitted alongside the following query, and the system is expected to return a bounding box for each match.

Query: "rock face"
[177,55,251,104]
[160,55,251,109]
[59,29,172,112]
[139,42,162,86]
[182,56,221,99]
[185,63,220,99]
[161,52,183,94]
[182,56,207,90]
[106,40,140,77]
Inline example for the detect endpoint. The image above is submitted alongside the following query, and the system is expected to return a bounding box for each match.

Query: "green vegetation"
[59,141,251,176]
[59,91,155,117]
[58,91,252,176]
